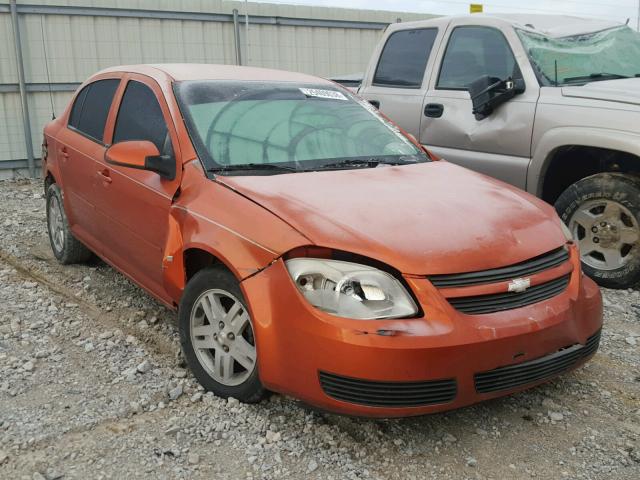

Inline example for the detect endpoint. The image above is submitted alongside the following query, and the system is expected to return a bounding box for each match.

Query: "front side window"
[113,80,169,153]
[373,28,438,88]
[517,26,640,86]
[437,27,518,90]
[174,81,428,175]
[68,79,119,142]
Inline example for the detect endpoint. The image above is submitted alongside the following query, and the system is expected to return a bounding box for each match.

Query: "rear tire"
[554,173,640,289]
[179,266,266,403]
[46,183,93,264]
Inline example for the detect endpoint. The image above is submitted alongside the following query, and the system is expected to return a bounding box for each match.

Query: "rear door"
[96,75,181,302]
[359,27,441,139]
[55,77,121,251]
[420,21,539,188]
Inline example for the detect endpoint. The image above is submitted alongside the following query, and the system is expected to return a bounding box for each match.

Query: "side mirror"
[105,140,176,180]
[468,75,525,120]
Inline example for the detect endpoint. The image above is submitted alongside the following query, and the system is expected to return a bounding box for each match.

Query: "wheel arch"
[182,244,241,283]
[530,128,640,204]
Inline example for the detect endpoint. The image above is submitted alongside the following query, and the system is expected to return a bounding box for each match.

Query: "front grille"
[429,247,569,288]
[474,329,601,394]
[319,371,457,407]
[447,274,570,315]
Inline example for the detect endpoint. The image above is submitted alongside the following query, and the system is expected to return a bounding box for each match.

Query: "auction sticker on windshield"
[299,88,348,100]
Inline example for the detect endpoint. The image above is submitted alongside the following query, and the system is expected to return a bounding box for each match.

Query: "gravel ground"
[0,178,638,480]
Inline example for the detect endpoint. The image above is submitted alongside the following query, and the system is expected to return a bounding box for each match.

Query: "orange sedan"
[42,64,603,417]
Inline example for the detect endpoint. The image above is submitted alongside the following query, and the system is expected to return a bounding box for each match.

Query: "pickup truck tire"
[179,266,266,403]
[555,173,640,289]
[46,183,93,264]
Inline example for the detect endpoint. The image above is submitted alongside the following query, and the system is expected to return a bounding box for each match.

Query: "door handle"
[424,103,444,118]
[59,146,69,159]
[97,168,112,184]
[369,100,380,109]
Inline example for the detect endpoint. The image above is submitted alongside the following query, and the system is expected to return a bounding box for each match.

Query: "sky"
[255,0,640,28]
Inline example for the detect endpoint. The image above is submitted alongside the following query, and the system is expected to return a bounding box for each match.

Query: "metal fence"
[0,0,433,179]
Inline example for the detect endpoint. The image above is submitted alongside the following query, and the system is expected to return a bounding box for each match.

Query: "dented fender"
[160,162,310,305]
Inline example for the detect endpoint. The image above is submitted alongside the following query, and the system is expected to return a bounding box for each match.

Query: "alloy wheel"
[569,199,640,271]
[189,289,257,387]
[48,194,65,253]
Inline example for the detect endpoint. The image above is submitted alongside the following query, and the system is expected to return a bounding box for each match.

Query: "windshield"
[517,26,640,86]
[174,80,427,175]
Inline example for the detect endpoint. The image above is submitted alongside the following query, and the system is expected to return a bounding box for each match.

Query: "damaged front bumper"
[241,257,603,417]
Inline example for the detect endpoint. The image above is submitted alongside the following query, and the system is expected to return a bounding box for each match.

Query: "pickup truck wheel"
[46,183,93,264]
[179,266,266,403]
[555,173,640,289]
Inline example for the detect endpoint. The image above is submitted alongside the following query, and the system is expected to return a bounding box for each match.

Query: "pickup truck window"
[373,28,438,88]
[517,26,640,86]
[437,26,517,90]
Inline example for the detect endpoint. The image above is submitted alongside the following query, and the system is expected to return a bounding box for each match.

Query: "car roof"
[98,63,332,84]
[391,14,624,38]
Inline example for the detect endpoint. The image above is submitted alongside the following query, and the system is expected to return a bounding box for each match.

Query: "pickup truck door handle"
[59,146,69,159]
[369,100,380,109]
[424,103,444,118]
[97,168,112,184]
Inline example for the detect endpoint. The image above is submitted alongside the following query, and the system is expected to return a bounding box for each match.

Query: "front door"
[420,22,539,189]
[96,75,181,302]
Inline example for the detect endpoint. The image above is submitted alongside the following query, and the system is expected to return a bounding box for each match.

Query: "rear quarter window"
[68,79,120,142]
[373,28,438,88]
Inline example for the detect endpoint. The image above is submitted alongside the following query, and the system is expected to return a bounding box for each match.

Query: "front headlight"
[285,258,418,320]
[560,219,574,242]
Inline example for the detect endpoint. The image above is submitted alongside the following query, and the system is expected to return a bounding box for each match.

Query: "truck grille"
[319,371,457,407]
[428,247,569,288]
[474,329,601,394]
[447,274,570,315]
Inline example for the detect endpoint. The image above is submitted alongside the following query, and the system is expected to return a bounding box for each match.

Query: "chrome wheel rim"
[190,289,257,387]
[48,194,65,253]
[569,199,640,271]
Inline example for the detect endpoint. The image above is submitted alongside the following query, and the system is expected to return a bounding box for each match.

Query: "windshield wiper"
[563,72,630,84]
[208,163,299,174]
[315,157,418,170]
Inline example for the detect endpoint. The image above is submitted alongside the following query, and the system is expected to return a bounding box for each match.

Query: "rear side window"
[68,79,119,142]
[437,26,518,90]
[373,28,438,88]
[113,80,169,153]
[68,87,88,128]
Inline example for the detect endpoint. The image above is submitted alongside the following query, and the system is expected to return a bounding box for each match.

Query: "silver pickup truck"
[353,14,640,289]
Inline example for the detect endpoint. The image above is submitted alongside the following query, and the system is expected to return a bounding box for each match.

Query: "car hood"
[217,162,566,275]
[562,78,640,107]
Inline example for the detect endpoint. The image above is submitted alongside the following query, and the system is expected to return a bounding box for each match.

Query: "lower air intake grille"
[319,371,457,407]
[474,329,601,394]
[448,274,570,315]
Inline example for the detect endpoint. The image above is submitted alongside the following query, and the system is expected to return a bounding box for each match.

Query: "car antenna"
[554,60,558,87]
[40,15,55,120]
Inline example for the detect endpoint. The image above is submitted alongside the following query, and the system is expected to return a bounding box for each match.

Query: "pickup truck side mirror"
[469,75,525,121]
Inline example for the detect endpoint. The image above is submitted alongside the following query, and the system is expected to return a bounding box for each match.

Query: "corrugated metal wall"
[0,0,433,178]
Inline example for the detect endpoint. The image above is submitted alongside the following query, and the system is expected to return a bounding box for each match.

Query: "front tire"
[178,266,265,403]
[555,173,640,289]
[46,183,93,264]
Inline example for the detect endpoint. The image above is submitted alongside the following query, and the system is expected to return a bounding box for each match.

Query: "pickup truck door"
[420,22,539,189]
[358,27,442,139]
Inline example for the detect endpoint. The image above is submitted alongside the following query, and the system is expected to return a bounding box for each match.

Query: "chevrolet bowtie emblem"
[508,277,531,293]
